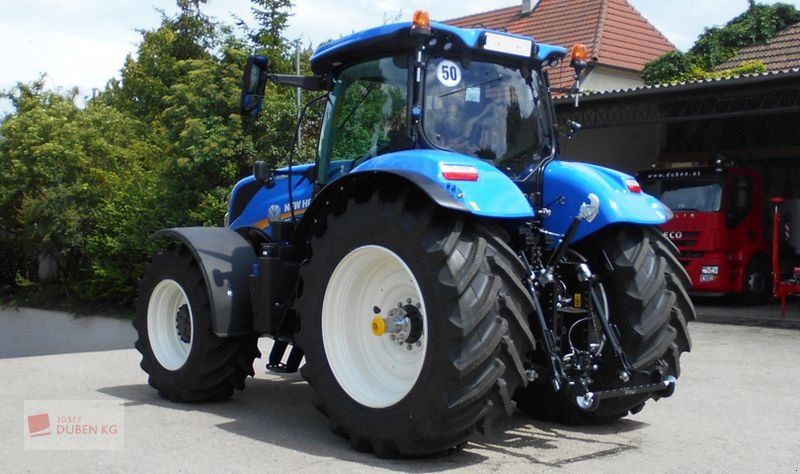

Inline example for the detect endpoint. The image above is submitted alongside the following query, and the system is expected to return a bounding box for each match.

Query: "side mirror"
[253,160,269,182]
[253,160,275,188]
[559,119,582,140]
[240,55,270,117]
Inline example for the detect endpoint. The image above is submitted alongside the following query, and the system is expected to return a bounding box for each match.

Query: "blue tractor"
[134,12,693,457]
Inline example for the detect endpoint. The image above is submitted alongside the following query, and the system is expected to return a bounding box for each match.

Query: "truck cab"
[639,165,771,302]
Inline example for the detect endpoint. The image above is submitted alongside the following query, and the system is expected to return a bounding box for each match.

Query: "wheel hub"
[370,302,423,348]
[176,304,192,343]
[748,271,766,294]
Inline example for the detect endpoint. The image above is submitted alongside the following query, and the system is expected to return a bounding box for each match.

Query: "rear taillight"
[441,164,479,181]
[625,179,642,193]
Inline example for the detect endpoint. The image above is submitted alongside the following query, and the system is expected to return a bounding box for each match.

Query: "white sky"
[2,0,800,115]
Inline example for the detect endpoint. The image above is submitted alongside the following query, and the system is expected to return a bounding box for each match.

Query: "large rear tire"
[295,188,536,457]
[515,225,694,423]
[133,244,260,402]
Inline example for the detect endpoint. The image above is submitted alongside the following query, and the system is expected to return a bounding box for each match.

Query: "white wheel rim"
[148,279,194,371]
[322,245,428,408]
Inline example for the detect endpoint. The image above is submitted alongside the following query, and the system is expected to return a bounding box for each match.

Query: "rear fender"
[293,150,535,254]
[352,150,535,218]
[542,161,671,244]
[154,227,256,337]
[293,170,461,257]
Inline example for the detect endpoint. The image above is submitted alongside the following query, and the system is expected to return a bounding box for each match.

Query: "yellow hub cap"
[371,316,386,336]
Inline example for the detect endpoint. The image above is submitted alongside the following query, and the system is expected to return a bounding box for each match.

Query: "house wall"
[559,122,661,174]
[583,65,644,92]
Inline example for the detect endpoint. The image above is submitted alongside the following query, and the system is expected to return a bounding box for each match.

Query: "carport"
[555,68,800,307]
[556,68,800,187]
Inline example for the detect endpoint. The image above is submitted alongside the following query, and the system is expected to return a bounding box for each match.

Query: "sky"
[2,0,800,115]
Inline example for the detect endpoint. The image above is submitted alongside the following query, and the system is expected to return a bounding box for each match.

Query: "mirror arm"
[268,74,329,91]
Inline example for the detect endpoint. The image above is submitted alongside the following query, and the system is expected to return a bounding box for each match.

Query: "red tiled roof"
[446,0,675,89]
[714,22,800,71]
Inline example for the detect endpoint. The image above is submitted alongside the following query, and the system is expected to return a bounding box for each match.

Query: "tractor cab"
[241,11,577,186]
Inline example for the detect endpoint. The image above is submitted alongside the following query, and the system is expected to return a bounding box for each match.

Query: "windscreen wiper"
[437,75,503,98]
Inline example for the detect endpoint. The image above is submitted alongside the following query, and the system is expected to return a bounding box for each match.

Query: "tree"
[0,0,321,306]
[241,0,294,64]
[643,2,800,84]
[0,81,159,300]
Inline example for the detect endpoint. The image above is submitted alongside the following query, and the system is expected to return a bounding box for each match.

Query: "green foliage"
[701,60,768,79]
[0,0,316,307]
[0,82,160,300]
[642,51,695,85]
[248,0,294,58]
[690,3,800,69]
[643,2,800,85]
[643,54,767,84]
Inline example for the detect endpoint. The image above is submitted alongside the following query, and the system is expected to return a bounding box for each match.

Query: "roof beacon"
[569,43,591,107]
[412,10,431,35]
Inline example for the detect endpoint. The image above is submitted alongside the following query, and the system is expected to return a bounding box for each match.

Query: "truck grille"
[670,231,701,248]
[680,251,704,259]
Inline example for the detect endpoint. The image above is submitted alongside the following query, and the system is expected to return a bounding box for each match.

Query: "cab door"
[725,169,768,283]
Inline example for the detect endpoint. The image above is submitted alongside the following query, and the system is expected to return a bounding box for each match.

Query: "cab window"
[318,57,409,183]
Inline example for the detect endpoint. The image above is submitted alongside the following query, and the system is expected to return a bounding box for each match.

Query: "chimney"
[521,0,539,16]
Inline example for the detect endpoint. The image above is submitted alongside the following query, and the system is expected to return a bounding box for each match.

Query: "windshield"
[423,58,551,180]
[642,177,723,212]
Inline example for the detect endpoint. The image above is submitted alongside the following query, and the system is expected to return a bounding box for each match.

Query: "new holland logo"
[267,204,281,221]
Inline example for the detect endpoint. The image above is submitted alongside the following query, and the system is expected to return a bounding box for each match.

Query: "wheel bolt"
[407,345,412,350]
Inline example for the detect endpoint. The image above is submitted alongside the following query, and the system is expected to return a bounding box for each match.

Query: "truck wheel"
[133,244,260,402]
[741,257,772,305]
[516,225,693,423]
[296,188,535,457]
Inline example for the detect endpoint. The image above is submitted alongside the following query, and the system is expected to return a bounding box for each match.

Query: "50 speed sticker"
[436,60,461,87]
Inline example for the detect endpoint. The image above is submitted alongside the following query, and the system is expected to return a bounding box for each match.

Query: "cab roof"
[310,21,567,76]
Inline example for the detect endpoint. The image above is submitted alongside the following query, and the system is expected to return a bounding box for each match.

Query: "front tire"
[741,256,772,305]
[516,225,694,423]
[134,244,260,402]
[296,188,535,457]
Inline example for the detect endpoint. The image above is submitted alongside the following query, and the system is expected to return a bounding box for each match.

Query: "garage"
[557,67,800,303]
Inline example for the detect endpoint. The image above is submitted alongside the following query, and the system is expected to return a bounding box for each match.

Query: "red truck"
[638,164,774,303]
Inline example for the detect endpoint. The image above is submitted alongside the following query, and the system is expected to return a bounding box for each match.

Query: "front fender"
[353,149,534,218]
[154,227,256,337]
[542,161,670,244]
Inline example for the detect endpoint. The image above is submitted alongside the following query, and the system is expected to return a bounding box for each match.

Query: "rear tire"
[134,244,260,402]
[515,225,693,423]
[296,188,535,457]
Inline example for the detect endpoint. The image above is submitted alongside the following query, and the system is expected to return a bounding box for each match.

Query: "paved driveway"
[2,322,799,472]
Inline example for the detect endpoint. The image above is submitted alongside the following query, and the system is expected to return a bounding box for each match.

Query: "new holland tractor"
[134,11,694,457]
